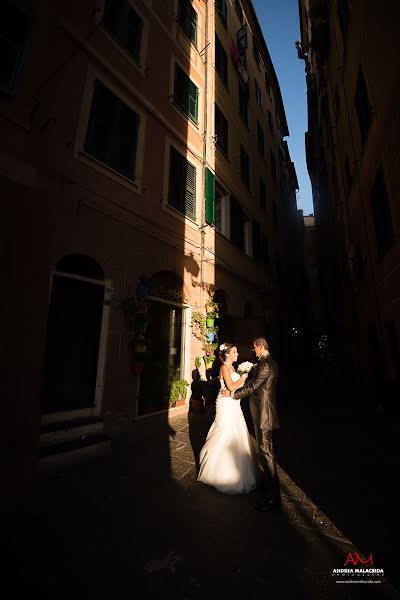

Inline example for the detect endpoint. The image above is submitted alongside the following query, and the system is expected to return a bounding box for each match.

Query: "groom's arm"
[231,362,270,400]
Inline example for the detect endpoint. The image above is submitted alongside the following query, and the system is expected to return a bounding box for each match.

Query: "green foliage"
[191,311,207,344]
[169,379,189,406]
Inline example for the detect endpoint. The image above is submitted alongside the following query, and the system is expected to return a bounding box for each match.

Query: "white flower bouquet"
[237,361,254,376]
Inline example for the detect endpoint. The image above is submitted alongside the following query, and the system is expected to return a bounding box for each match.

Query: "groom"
[221,337,281,511]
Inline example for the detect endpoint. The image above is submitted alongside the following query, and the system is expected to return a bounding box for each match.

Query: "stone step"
[39,432,112,470]
[40,416,104,444]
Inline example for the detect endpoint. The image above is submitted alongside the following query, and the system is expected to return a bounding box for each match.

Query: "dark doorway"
[138,300,182,415]
[44,274,104,413]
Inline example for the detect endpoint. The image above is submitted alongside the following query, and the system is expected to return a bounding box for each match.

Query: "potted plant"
[169,379,189,407]
[205,299,219,314]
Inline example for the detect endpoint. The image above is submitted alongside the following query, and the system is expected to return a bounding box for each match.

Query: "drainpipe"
[200,0,209,312]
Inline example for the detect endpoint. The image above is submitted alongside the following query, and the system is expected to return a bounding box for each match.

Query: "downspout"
[200,0,209,310]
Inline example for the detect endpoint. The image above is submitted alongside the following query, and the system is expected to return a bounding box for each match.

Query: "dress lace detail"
[198,371,257,494]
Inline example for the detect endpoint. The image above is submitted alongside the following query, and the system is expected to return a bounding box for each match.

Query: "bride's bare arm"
[221,364,247,392]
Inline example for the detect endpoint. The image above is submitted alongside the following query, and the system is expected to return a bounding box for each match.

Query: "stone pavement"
[2,390,400,600]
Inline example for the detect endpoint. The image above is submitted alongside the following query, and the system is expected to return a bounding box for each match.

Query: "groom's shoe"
[255,496,282,512]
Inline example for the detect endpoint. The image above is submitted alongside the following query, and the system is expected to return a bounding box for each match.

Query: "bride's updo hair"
[218,342,235,362]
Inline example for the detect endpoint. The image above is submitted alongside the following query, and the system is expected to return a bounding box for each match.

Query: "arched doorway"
[43,254,110,417]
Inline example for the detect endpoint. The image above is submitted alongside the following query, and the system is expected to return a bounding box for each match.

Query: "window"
[267,110,274,136]
[215,104,228,156]
[0,1,31,94]
[387,321,400,376]
[273,200,278,229]
[370,168,394,257]
[252,35,260,66]
[240,144,250,188]
[177,0,198,45]
[257,121,264,156]
[275,252,282,281]
[259,178,266,210]
[168,146,196,219]
[344,156,353,193]
[270,150,276,181]
[235,0,243,24]
[216,0,227,27]
[215,34,228,87]
[84,80,139,179]
[215,182,229,236]
[255,79,262,107]
[238,81,248,125]
[355,67,372,145]
[205,167,215,225]
[104,0,143,63]
[334,83,340,116]
[174,63,199,124]
[252,221,261,263]
[353,243,364,289]
[337,0,349,42]
[261,233,270,266]
[230,196,245,250]
[265,72,271,97]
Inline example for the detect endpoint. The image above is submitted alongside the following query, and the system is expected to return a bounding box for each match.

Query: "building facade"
[297,0,400,398]
[2,0,301,493]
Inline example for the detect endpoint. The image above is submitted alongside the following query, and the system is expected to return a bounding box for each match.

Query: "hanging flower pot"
[206,318,214,328]
[134,342,147,353]
[206,331,215,342]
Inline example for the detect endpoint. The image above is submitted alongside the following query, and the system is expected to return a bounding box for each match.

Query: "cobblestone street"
[2,385,400,600]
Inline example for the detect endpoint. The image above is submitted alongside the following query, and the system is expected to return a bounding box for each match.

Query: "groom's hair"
[253,337,269,351]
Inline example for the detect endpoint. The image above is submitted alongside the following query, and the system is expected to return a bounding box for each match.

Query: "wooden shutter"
[185,159,196,219]
[169,147,196,219]
[188,78,198,123]
[205,168,215,225]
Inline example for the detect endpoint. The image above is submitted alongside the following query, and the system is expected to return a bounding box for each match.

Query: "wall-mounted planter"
[206,318,214,328]
[206,331,215,342]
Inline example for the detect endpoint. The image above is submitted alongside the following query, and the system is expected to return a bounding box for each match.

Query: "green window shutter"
[205,168,215,225]
[188,79,198,123]
[185,160,196,219]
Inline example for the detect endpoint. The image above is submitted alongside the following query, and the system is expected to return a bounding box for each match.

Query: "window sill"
[162,201,198,229]
[78,151,141,194]
[171,100,199,129]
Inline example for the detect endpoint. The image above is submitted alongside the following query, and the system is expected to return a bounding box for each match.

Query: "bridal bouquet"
[237,361,254,376]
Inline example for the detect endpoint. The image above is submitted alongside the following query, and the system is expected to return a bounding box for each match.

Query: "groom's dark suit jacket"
[233,355,279,431]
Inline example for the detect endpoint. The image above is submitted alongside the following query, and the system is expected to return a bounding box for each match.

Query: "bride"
[197,342,257,494]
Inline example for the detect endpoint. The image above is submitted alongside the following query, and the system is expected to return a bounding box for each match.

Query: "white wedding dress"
[197,371,257,494]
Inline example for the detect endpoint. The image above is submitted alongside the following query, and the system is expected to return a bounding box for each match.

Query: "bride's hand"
[240,373,248,382]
